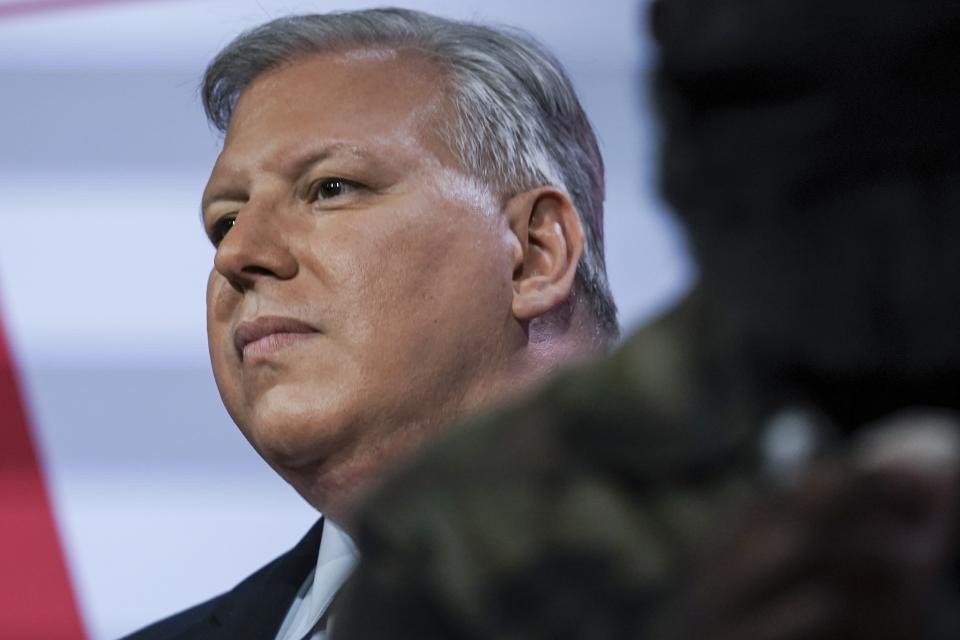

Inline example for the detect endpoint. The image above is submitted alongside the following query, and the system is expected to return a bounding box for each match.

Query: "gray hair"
[202,7,618,339]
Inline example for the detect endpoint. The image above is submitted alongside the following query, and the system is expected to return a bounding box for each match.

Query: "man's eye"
[312,178,356,200]
[210,215,236,248]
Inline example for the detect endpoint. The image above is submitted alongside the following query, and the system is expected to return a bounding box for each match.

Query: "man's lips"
[233,316,320,362]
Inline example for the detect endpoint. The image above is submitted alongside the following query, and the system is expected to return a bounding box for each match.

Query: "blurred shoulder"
[339,294,758,637]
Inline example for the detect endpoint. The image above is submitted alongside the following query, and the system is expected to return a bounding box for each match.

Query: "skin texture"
[201,49,596,523]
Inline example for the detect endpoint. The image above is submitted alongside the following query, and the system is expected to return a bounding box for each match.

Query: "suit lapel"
[208,518,325,639]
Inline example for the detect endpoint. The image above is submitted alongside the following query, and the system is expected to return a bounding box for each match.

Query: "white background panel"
[0,1,692,637]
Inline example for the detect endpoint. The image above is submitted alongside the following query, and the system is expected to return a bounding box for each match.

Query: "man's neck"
[287,319,604,526]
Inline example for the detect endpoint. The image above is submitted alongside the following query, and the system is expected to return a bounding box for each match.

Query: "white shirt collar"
[275,517,360,640]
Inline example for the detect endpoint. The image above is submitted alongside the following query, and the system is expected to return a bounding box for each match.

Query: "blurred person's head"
[199,8,615,521]
[652,0,960,424]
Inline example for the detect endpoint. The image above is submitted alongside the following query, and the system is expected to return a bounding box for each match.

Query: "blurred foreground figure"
[334,0,960,638]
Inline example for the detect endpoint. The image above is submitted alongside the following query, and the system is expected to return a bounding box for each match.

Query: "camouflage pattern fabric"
[333,294,768,639]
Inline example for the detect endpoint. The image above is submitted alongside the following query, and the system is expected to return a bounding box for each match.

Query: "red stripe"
[0,306,87,639]
[0,0,162,20]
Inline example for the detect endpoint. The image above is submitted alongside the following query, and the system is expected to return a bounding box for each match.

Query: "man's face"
[202,50,520,507]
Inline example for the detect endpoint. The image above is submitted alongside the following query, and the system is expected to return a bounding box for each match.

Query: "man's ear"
[504,187,585,321]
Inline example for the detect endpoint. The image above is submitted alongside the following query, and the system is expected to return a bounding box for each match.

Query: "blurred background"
[0,0,690,637]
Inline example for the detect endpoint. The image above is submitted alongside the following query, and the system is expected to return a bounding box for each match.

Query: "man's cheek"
[206,274,240,324]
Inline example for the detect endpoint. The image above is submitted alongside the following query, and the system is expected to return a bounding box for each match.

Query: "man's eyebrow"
[201,143,374,215]
[201,186,248,217]
[283,143,365,179]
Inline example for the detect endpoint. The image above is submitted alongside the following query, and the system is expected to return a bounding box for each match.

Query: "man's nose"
[213,204,298,290]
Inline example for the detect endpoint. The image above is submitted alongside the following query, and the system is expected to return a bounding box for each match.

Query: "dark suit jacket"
[120,519,324,640]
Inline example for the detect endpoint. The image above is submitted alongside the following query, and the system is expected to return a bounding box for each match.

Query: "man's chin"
[244,419,339,472]
[228,379,348,457]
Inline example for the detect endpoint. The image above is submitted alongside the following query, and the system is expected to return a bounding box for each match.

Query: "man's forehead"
[199,50,501,215]
[213,50,457,170]
[229,47,449,127]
